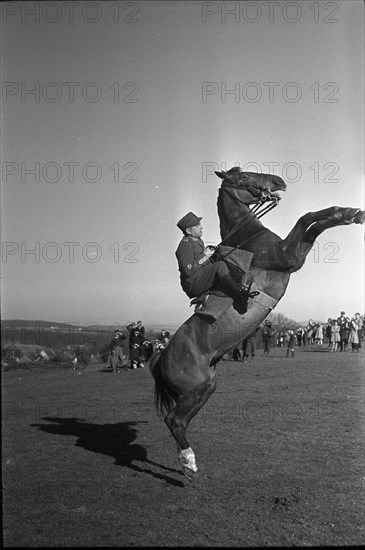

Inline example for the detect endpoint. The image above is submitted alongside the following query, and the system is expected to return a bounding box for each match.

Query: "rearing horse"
[149,167,364,480]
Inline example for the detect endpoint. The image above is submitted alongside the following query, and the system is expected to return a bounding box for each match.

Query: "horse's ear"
[215,171,228,180]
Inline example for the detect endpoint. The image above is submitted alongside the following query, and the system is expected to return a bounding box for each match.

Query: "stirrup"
[240,277,260,299]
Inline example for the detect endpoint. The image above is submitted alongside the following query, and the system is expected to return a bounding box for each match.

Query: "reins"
[218,186,279,251]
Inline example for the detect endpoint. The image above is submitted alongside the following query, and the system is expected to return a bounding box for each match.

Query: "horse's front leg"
[304,209,365,244]
[277,206,364,273]
[282,206,364,250]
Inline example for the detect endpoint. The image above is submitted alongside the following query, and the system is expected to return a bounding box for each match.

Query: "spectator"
[278,330,285,348]
[242,326,260,361]
[159,329,170,347]
[325,318,332,346]
[296,327,304,347]
[307,319,316,345]
[155,340,165,351]
[109,330,127,373]
[302,329,308,347]
[331,320,340,352]
[355,313,363,349]
[315,323,323,346]
[340,317,351,352]
[349,318,359,352]
[337,311,347,352]
[130,343,142,369]
[136,320,145,336]
[285,329,296,357]
[338,311,346,325]
[126,322,145,368]
[262,320,273,356]
[232,347,241,361]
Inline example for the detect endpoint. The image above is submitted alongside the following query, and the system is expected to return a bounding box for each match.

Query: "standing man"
[337,311,347,352]
[286,329,296,357]
[175,212,258,314]
[355,313,363,349]
[126,322,145,368]
[242,326,260,361]
[109,330,126,373]
[262,320,273,356]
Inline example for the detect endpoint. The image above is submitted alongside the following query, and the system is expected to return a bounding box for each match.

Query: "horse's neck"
[218,189,264,245]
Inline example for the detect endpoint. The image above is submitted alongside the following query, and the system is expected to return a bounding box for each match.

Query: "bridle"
[218,184,281,247]
[222,183,280,219]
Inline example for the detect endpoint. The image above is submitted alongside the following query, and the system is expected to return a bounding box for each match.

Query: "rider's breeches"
[182,260,234,298]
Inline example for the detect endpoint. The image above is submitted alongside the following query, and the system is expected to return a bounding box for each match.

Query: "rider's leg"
[186,261,258,312]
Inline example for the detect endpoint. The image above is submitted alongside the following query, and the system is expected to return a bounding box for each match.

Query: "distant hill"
[1,319,179,331]
[1,319,178,354]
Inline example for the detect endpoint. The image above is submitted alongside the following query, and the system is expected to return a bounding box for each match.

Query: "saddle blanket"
[194,291,233,323]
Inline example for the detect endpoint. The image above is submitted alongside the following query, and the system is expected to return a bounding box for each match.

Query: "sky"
[1,0,364,327]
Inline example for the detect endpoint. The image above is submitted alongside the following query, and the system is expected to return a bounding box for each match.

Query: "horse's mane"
[226,167,242,174]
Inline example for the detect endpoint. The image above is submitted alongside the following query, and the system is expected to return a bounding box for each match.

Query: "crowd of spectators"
[106,309,363,370]
[106,321,171,372]
[303,312,363,353]
[226,310,364,361]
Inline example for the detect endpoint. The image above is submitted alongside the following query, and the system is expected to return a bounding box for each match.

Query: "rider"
[175,212,258,314]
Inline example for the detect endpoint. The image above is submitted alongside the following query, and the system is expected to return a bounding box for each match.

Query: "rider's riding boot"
[286,348,290,357]
[221,274,259,314]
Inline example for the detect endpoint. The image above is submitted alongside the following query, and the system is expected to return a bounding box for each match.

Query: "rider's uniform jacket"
[175,236,210,287]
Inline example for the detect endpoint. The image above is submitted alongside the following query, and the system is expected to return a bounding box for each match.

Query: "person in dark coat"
[175,212,258,314]
[337,312,349,352]
[325,318,332,346]
[286,330,296,357]
[126,322,145,368]
[109,330,127,373]
[262,320,273,356]
[242,326,260,361]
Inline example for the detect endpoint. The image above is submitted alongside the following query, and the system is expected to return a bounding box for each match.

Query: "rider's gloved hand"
[204,245,216,258]
[207,245,220,263]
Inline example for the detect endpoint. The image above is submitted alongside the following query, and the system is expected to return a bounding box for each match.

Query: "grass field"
[2,346,364,546]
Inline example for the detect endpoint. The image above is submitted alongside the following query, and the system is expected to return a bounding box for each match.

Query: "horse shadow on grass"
[31,418,185,488]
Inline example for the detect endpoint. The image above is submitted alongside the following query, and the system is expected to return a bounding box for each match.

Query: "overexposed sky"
[1,0,364,326]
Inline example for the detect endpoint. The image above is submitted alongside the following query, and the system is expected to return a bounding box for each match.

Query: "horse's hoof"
[353,210,365,224]
[181,464,199,481]
[179,447,198,481]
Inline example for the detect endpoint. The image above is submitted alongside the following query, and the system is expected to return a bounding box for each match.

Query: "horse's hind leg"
[164,367,217,480]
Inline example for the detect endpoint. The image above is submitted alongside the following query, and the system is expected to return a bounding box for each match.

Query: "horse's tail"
[149,351,176,418]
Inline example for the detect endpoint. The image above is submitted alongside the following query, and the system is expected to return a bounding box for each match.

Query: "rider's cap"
[177,212,202,232]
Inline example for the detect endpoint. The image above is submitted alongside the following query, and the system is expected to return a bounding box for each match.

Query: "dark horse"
[149,167,364,479]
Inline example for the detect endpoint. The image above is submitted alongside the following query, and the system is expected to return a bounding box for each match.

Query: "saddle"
[190,246,255,323]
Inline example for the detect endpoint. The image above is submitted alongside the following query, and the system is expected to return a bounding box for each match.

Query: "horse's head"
[215,167,286,203]
[215,167,287,219]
